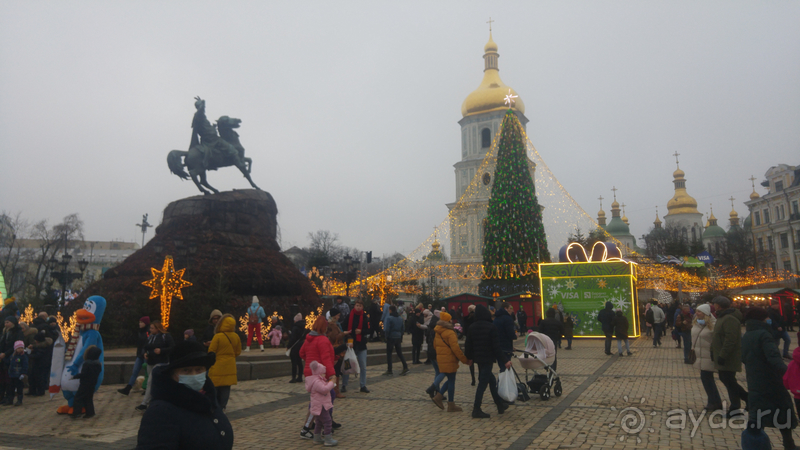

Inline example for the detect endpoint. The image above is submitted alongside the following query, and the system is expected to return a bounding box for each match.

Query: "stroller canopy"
[520,332,556,368]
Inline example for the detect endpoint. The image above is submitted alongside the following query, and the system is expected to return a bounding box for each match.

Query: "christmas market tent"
[734,288,800,323]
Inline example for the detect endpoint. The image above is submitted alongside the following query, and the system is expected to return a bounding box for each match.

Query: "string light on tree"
[56,311,76,339]
[20,304,34,325]
[141,255,192,330]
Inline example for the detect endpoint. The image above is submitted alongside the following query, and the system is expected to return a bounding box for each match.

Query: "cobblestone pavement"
[0,335,795,449]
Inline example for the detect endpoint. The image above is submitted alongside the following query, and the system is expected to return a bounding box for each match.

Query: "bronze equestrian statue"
[167,97,260,194]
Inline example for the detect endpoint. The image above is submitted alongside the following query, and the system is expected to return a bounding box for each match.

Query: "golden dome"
[654,213,662,225]
[598,209,606,218]
[622,215,629,225]
[730,208,738,219]
[750,190,760,200]
[666,165,701,216]
[461,33,525,117]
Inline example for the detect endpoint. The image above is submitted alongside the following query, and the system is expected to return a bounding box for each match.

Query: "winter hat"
[47,316,57,324]
[310,360,327,377]
[83,345,102,361]
[468,305,476,312]
[439,312,452,322]
[140,316,151,326]
[329,307,341,318]
[166,341,216,371]
[184,329,194,337]
[423,309,432,317]
[744,307,769,322]
[696,304,712,316]
[252,296,259,304]
[712,296,731,309]
[433,310,440,318]
[13,340,24,350]
[274,325,282,331]
[208,309,223,324]
[294,313,302,322]
[5,316,18,327]
[4,297,15,306]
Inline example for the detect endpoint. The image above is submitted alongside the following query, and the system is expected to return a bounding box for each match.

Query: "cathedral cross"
[487,17,494,32]
[672,151,680,167]
[611,186,618,200]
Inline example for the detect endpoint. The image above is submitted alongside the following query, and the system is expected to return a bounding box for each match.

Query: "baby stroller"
[515,331,562,400]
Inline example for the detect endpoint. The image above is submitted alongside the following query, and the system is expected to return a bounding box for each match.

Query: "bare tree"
[25,214,85,305]
[0,211,32,298]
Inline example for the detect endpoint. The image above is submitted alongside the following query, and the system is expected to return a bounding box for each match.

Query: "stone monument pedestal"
[74,190,320,346]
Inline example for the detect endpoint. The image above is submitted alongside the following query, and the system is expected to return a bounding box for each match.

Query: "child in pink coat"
[268,325,282,348]
[306,360,337,446]
[783,346,800,415]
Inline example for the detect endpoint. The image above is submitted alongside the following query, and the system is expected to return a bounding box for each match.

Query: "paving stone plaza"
[0,335,788,449]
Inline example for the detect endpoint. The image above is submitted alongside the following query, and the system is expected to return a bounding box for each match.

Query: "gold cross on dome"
[611,186,618,200]
[598,195,604,208]
[487,17,494,32]
[729,196,736,208]
[673,151,681,167]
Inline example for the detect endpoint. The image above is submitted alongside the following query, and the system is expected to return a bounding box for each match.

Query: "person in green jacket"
[710,296,748,418]
[741,307,797,450]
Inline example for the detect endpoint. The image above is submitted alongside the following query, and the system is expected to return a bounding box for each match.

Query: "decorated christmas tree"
[479,108,550,296]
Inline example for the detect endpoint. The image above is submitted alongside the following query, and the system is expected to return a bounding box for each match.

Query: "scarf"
[65,323,101,361]
[348,310,364,343]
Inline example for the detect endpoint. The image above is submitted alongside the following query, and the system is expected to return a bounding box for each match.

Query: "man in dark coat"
[597,302,615,355]
[742,307,797,449]
[711,296,748,418]
[493,303,517,360]
[768,301,792,359]
[516,308,528,336]
[136,341,232,450]
[465,305,512,419]
[613,310,632,356]
[538,309,564,370]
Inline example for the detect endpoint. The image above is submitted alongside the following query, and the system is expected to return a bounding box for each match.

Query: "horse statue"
[167,98,260,195]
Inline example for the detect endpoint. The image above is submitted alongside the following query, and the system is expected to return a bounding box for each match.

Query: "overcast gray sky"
[1,1,798,258]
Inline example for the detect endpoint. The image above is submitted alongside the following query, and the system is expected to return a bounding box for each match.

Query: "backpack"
[645,309,655,325]
[248,306,260,324]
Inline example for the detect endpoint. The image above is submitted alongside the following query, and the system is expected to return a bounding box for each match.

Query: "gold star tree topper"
[142,255,192,329]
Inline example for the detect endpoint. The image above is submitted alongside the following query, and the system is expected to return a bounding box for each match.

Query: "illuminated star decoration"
[504,89,518,107]
[597,279,608,289]
[565,279,577,290]
[142,255,192,330]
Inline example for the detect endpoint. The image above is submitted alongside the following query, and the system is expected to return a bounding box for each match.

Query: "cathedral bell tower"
[447,30,532,266]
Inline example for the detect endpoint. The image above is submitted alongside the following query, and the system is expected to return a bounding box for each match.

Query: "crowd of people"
[0,297,61,407]
[6,291,800,449]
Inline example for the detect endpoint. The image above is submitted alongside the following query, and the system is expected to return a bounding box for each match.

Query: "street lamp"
[48,233,88,308]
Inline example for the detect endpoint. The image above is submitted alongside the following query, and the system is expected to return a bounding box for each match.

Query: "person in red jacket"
[298,315,336,439]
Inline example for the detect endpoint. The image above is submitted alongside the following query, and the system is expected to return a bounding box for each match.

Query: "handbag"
[498,368,518,403]
[343,347,359,375]
[687,325,704,365]
[285,335,302,357]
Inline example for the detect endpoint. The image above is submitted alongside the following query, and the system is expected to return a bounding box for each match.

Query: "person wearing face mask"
[691,304,722,412]
[136,340,232,450]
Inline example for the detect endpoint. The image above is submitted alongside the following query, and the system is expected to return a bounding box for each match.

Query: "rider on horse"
[191,97,245,170]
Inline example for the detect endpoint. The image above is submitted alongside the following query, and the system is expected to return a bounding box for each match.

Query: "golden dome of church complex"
[461,32,525,117]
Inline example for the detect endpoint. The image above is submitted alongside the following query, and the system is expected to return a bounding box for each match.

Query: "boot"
[425,385,436,398]
[472,407,490,418]
[323,434,338,446]
[432,392,445,410]
[260,344,265,352]
[496,400,509,415]
[117,384,132,396]
[335,377,346,398]
[400,367,410,376]
[447,402,462,412]
[313,433,324,444]
[244,347,250,352]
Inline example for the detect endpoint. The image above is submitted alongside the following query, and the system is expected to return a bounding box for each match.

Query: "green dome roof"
[703,224,727,239]
[605,217,631,236]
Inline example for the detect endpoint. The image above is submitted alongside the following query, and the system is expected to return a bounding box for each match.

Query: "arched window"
[481,128,491,148]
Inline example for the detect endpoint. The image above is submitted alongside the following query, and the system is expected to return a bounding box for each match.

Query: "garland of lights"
[237,310,285,341]
[56,311,77,339]
[20,304,34,325]
[141,255,193,330]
